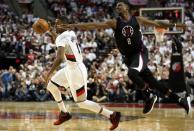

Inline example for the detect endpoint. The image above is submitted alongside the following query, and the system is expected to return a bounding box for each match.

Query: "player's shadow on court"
[120,115,145,122]
[72,113,145,122]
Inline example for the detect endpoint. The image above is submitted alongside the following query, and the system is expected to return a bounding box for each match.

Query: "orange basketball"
[32,19,50,34]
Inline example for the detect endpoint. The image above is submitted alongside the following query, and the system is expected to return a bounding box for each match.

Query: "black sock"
[168,93,180,102]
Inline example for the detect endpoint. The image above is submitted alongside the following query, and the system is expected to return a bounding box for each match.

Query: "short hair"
[116,0,130,7]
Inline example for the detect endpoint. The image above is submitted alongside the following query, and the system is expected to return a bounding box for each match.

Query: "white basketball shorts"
[51,62,88,102]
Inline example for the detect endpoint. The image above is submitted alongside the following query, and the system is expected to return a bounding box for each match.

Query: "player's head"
[116,0,130,15]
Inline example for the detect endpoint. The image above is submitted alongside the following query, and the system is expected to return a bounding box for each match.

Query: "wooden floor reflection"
[0,102,193,131]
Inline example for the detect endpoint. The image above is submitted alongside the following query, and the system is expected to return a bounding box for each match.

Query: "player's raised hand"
[47,21,54,32]
[46,21,58,43]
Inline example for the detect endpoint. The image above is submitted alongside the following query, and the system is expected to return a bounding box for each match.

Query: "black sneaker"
[143,95,157,114]
[178,96,191,114]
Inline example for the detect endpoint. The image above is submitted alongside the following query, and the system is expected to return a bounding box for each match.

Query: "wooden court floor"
[0,102,193,131]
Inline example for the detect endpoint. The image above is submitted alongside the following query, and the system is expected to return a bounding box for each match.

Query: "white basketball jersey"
[55,30,83,63]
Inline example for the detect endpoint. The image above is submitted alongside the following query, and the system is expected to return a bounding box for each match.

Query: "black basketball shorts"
[124,49,149,72]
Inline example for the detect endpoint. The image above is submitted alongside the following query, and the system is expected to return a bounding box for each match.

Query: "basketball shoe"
[54,111,72,125]
[109,111,121,130]
[178,96,191,114]
[143,95,158,114]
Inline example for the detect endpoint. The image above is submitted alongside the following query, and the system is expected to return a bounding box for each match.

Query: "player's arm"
[56,19,116,32]
[49,30,57,42]
[156,21,186,29]
[136,16,161,27]
[46,23,58,43]
[136,16,186,28]
[47,30,58,43]
[44,46,64,83]
[48,46,64,75]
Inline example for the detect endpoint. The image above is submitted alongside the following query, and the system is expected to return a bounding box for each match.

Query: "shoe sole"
[144,96,158,114]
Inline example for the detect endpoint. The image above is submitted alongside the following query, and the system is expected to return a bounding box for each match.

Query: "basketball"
[32,19,50,34]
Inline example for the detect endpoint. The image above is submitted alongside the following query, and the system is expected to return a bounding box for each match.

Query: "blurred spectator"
[87,78,97,100]
[14,81,27,101]
[115,76,129,103]
[0,66,14,99]
[92,77,107,103]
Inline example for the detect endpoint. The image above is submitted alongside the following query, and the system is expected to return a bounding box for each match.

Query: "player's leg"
[125,47,150,91]
[69,63,121,130]
[126,52,157,114]
[47,82,68,113]
[140,86,158,114]
[142,68,191,114]
[71,87,121,130]
[48,68,72,125]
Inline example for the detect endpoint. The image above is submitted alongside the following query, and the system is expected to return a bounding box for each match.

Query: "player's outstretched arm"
[55,19,116,32]
[136,16,161,27]
[156,21,186,29]
[136,16,186,29]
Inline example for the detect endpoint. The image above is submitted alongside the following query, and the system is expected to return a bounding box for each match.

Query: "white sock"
[47,82,68,112]
[77,100,113,118]
[57,100,68,112]
[101,107,113,118]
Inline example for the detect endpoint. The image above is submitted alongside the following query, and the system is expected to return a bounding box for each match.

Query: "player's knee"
[128,69,146,90]
[47,81,60,93]
[128,68,139,77]
[47,81,54,90]
[77,101,85,108]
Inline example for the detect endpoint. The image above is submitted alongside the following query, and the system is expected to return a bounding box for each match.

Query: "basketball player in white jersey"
[42,29,121,130]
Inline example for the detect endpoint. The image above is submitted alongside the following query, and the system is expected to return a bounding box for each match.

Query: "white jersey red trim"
[55,30,83,63]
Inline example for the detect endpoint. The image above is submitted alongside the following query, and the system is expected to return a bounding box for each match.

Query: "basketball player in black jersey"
[56,0,191,114]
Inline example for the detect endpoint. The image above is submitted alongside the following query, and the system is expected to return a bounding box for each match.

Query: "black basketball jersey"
[114,16,145,58]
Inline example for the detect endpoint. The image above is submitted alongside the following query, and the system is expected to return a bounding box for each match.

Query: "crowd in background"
[0,0,194,103]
